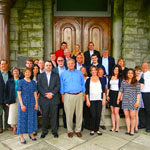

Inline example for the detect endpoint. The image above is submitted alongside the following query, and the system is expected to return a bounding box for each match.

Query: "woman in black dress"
[107,65,122,132]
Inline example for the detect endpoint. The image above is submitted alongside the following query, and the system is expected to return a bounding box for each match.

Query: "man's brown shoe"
[76,132,82,137]
[68,132,73,138]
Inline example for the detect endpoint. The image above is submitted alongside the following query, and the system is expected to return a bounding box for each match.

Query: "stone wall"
[122,0,150,68]
[10,0,150,68]
[10,0,44,68]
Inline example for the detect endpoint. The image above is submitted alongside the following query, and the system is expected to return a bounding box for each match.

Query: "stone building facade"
[0,0,150,68]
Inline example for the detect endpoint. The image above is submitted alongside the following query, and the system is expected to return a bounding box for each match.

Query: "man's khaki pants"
[64,93,83,133]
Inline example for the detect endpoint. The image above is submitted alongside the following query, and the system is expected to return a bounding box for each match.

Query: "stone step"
[58,117,126,127]
[58,108,126,127]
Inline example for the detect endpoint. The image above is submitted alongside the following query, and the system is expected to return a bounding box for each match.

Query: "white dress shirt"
[46,71,51,86]
[141,71,150,93]
[76,62,83,70]
[40,69,45,73]
[89,50,94,64]
[102,57,109,75]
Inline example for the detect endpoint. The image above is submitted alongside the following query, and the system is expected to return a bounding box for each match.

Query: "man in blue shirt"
[60,58,85,138]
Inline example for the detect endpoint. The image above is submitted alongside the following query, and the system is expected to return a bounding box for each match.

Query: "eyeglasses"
[58,60,64,62]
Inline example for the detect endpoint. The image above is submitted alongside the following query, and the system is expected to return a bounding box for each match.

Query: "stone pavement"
[0,126,150,150]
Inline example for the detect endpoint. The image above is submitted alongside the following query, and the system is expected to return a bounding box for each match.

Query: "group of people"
[0,41,150,144]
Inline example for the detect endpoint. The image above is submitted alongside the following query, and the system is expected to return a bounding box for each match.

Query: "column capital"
[0,0,11,15]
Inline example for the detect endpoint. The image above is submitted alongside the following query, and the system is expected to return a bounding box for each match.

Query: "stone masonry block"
[29,17,43,23]
[124,0,141,11]
[137,28,145,34]
[10,51,16,61]
[10,8,18,18]
[10,18,15,25]
[28,48,43,57]
[20,41,30,48]
[125,59,136,68]
[17,50,28,57]
[14,0,26,8]
[33,23,43,29]
[10,32,15,40]
[27,0,43,9]
[34,9,43,17]
[28,30,43,38]
[122,49,135,59]
[22,23,33,29]
[23,9,34,14]
[123,35,138,42]
[10,61,17,68]
[123,42,140,49]
[10,41,19,50]
[123,18,138,25]
[30,38,43,47]
[10,24,20,32]
[123,26,137,34]
[10,32,18,40]
[124,11,138,17]
[20,32,28,40]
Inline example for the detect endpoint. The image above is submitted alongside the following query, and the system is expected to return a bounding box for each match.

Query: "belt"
[66,92,81,95]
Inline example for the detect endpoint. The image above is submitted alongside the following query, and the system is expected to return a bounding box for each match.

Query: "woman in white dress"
[5,67,20,134]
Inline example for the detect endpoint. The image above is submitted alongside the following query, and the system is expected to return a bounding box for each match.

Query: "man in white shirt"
[75,53,84,70]
[38,59,45,73]
[64,48,71,69]
[99,48,115,76]
[38,61,60,138]
[141,62,150,132]
[52,57,67,128]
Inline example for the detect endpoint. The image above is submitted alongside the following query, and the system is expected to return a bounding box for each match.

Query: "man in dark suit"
[0,59,12,133]
[38,61,60,138]
[99,48,115,76]
[84,42,101,66]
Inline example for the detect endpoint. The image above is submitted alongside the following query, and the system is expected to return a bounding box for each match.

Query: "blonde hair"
[23,67,32,75]
[72,44,81,55]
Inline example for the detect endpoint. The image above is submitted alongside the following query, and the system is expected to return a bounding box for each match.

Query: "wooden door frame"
[53,17,111,55]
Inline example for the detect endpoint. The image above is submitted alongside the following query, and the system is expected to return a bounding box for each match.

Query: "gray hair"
[102,48,108,53]
[67,58,75,64]
[64,48,70,53]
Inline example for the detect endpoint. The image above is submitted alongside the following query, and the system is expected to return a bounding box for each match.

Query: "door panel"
[54,17,111,55]
[83,17,111,55]
[54,17,81,52]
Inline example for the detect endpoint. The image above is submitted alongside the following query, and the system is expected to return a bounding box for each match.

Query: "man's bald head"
[142,62,149,73]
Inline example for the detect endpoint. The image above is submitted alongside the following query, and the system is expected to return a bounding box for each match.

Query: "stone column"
[0,0,10,62]
[112,0,123,63]
[44,0,53,60]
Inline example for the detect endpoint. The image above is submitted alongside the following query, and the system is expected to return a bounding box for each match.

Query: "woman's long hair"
[31,64,40,80]
[125,68,138,87]
[111,65,123,79]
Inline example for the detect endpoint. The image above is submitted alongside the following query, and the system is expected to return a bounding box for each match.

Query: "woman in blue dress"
[17,68,38,144]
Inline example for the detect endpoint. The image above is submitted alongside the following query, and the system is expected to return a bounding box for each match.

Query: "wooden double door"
[54,17,111,55]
